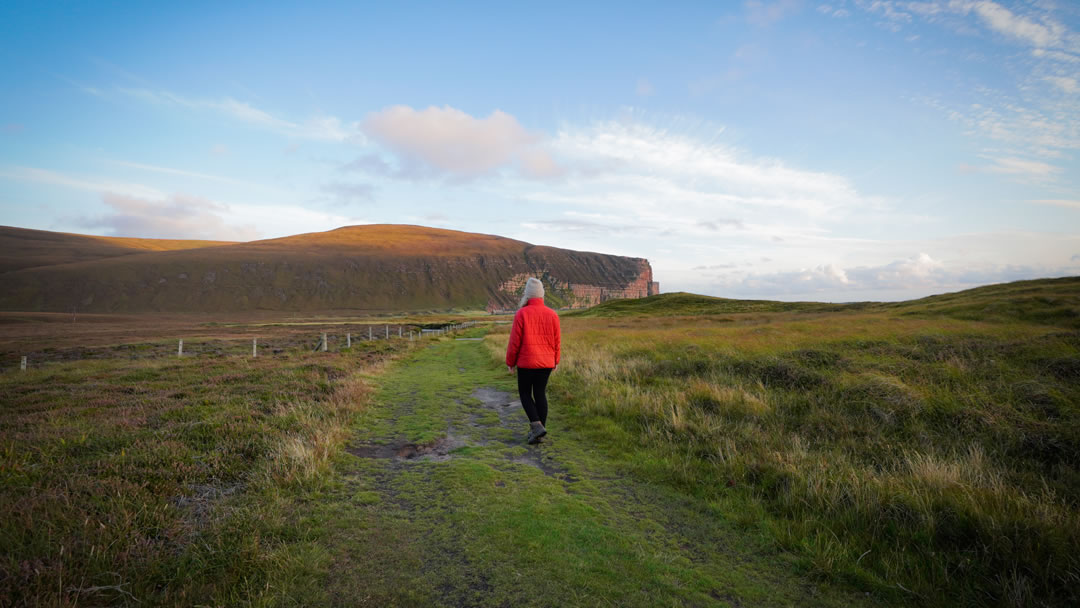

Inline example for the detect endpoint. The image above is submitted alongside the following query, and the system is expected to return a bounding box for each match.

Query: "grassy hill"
[0,224,652,314]
[564,291,838,317]
[570,277,1080,328]
[0,225,234,273]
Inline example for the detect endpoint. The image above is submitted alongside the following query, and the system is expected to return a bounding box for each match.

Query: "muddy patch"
[510,451,579,483]
[470,387,522,428]
[470,388,580,482]
[348,433,465,462]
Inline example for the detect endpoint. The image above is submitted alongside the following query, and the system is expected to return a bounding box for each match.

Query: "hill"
[0,225,234,273]
[569,277,1080,328]
[0,224,657,313]
[564,292,839,317]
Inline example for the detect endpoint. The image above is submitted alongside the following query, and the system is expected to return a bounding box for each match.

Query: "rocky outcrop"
[487,258,658,312]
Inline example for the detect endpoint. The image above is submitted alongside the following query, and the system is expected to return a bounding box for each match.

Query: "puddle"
[348,433,464,462]
[470,387,522,428]
[509,451,580,483]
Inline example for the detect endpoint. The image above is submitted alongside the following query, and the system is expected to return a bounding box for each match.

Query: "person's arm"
[553,312,561,369]
[506,311,523,371]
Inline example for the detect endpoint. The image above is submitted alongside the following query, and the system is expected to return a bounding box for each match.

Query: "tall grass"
[0,342,405,606]
[488,310,1080,606]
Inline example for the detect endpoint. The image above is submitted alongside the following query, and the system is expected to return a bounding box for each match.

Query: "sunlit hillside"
[0,225,234,273]
[0,224,653,314]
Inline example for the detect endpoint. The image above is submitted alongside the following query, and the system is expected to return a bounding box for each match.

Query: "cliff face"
[489,258,658,312]
[0,225,658,314]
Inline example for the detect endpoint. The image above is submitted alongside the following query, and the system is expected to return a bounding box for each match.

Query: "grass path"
[303,335,880,607]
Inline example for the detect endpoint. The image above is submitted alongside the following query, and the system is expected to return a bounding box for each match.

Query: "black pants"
[517,367,553,425]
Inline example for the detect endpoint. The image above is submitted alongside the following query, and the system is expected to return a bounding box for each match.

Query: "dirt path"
[312,336,879,607]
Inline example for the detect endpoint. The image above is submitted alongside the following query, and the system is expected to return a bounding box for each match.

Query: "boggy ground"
[304,331,878,607]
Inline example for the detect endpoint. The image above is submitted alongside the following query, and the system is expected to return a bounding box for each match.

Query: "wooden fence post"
[398,326,402,338]
[385,325,389,339]
[368,326,372,340]
[253,338,258,358]
[322,333,328,352]
[347,333,351,348]
[20,356,27,371]
[178,340,183,358]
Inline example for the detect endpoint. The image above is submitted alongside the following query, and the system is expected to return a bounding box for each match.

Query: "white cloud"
[746,0,803,26]
[701,250,1075,300]
[107,159,283,193]
[119,88,360,141]
[1045,75,1079,93]
[0,166,166,199]
[983,155,1061,178]
[543,120,868,218]
[967,1,1064,49]
[360,105,561,179]
[78,192,260,241]
[1029,199,1080,209]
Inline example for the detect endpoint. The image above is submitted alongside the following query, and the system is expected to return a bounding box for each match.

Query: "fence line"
[10,321,479,371]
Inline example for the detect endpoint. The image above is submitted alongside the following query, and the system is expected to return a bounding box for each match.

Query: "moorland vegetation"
[1,276,1076,606]
[487,276,1080,606]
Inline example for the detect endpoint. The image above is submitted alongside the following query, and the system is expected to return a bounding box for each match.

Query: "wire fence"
[4,322,479,372]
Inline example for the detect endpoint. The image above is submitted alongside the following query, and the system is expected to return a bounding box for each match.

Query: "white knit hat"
[518,277,544,309]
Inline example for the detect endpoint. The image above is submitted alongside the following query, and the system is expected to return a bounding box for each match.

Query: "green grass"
[301,335,875,606]
[495,288,1080,606]
[567,277,1079,328]
[564,291,838,317]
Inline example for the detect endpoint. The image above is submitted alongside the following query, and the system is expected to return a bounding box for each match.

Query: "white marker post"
[398,326,402,338]
[253,338,258,358]
[322,333,328,352]
[368,326,372,341]
[347,333,351,348]
[178,339,183,358]
[20,356,27,371]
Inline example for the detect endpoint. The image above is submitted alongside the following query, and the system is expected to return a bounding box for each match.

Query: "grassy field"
[2,277,1077,606]
[0,326,410,606]
[485,277,1080,606]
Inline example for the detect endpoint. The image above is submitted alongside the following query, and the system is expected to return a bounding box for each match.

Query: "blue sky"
[1,0,1078,301]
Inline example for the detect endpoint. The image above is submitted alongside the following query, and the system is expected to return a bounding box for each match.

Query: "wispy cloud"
[859,1,1080,181]
[107,159,283,193]
[1029,199,1080,210]
[0,166,166,199]
[635,78,655,96]
[320,181,376,204]
[76,192,260,241]
[983,155,1061,178]
[118,88,361,141]
[746,0,804,26]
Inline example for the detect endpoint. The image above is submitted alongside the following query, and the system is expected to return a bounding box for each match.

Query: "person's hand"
[553,364,559,372]
[508,365,516,375]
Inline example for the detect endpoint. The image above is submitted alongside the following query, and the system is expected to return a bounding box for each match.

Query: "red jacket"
[505,298,561,369]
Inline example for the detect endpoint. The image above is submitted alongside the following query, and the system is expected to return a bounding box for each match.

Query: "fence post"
[398,326,402,338]
[253,338,257,358]
[20,356,27,371]
[322,333,328,352]
[385,325,389,339]
[368,326,372,341]
[347,333,351,348]
[178,339,183,358]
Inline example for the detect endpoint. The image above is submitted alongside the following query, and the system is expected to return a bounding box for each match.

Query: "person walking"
[505,277,561,444]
